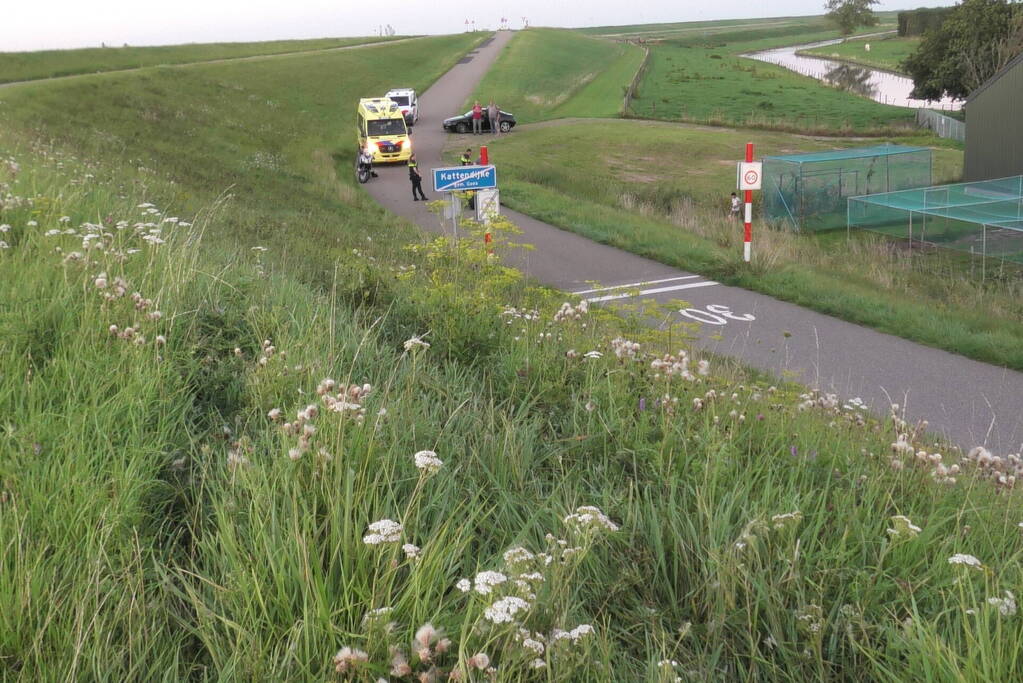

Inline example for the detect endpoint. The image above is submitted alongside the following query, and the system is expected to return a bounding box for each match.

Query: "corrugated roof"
[764,144,930,164]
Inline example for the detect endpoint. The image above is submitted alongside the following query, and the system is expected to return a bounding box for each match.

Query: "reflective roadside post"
[737,142,762,263]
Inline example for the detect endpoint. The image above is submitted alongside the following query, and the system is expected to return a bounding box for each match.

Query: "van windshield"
[367,119,407,136]
[389,96,410,106]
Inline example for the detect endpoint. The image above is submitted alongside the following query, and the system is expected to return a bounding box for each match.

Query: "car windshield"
[389,96,410,106]
[367,119,407,136]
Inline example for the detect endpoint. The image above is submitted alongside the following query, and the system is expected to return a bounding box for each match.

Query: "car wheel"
[499,121,511,133]
[455,122,469,134]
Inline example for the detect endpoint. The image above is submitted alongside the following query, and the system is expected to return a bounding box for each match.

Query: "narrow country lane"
[364,31,1023,454]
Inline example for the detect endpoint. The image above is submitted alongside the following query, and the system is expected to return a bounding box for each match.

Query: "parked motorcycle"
[356,149,377,184]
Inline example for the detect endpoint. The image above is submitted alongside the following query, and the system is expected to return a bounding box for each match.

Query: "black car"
[442,109,516,134]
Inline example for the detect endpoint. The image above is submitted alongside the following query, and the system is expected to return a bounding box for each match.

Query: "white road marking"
[571,275,701,296]
[680,304,756,325]
[584,280,719,303]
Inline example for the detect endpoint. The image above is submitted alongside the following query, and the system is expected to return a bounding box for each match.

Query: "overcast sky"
[1,1,959,52]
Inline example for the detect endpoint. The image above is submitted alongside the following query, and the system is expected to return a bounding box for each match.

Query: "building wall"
[965,57,1023,181]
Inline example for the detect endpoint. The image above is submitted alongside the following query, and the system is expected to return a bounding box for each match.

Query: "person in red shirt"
[471,100,483,135]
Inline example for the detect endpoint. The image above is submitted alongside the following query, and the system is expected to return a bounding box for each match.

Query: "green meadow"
[0,35,409,84]
[629,31,915,134]
[4,23,1023,683]
[800,34,921,74]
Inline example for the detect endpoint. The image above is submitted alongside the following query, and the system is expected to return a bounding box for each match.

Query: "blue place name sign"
[432,165,498,192]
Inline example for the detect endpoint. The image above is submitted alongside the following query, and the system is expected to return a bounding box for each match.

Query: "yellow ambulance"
[356,97,412,163]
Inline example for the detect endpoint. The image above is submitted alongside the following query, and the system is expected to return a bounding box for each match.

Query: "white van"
[386,88,418,126]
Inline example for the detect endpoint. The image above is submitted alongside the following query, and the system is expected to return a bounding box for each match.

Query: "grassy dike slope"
[3,33,1023,682]
[467,28,645,121]
[0,35,409,84]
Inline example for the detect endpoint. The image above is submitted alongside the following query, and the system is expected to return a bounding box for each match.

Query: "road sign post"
[432,165,499,246]
[432,165,497,193]
[736,143,761,263]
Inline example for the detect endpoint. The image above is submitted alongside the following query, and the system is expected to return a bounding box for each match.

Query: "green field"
[472,120,1023,371]
[467,28,645,121]
[630,27,916,133]
[577,12,899,39]
[800,34,921,74]
[4,25,1023,682]
[0,35,409,84]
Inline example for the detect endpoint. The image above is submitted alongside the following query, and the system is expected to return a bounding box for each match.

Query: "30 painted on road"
[433,165,497,192]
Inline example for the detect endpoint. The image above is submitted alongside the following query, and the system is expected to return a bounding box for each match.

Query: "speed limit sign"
[737,161,762,190]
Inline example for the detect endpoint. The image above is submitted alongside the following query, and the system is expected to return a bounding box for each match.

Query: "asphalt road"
[363,31,1023,454]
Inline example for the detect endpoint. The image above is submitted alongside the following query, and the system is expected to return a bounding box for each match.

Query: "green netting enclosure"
[763,145,933,232]
[847,175,1023,266]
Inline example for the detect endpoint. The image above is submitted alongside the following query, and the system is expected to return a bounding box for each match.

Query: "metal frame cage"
[763,144,933,232]
[847,175,1023,268]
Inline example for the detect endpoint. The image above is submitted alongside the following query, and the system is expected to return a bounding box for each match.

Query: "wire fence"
[915,109,965,142]
[621,46,651,116]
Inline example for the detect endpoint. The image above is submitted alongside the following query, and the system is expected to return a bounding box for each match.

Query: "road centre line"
[571,275,701,296]
[584,280,719,303]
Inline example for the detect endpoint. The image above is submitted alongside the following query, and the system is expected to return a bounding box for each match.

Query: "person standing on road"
[409,154,427,201]
[730,192,741,222]
[460,148,473,165]
[488,100,500,134]
[471,100,483,135]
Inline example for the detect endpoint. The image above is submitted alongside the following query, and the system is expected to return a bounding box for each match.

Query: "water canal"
[746,35,962,111]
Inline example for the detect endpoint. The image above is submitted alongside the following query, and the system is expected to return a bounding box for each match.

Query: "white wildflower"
[770,511,803,530]
[484,596,530,624]
[564,505,619,533]
[551,624,594,643]
[413,449,443,474]
[363,519,403,545]
[468,652,490,670]
[473,570,508,595]
[987,591,1017,616]
[333,646,369,673]
[948,553,983,570]
[402,543,421,560]
[583,350,603,359]
[887,515,922,540]
[456,578,471,592]
[503,546,535,566]
[403,335,430,352]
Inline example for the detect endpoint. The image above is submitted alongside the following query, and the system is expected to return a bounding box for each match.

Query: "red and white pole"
[480,146,491,253]
[744,141,753,263]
